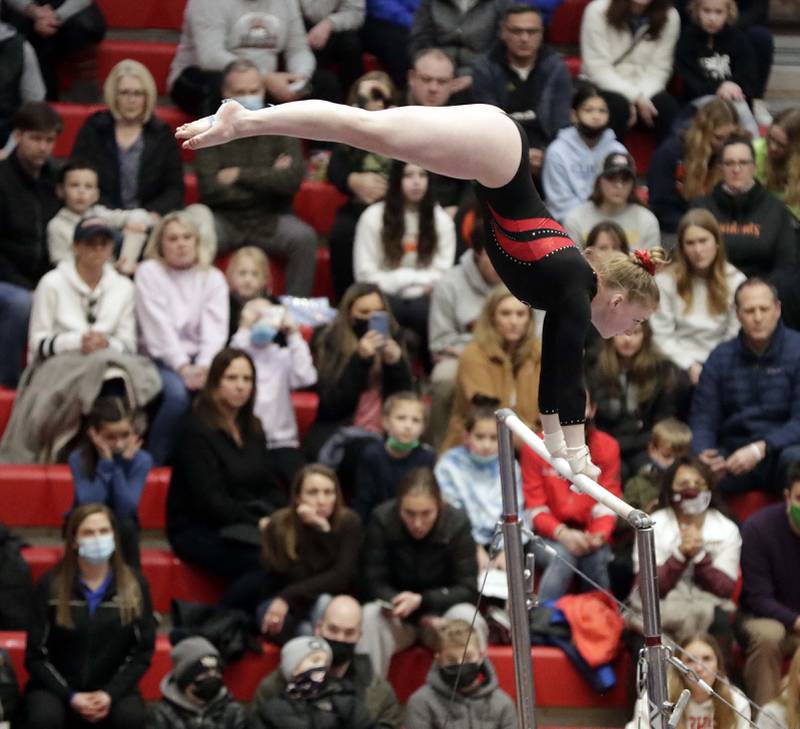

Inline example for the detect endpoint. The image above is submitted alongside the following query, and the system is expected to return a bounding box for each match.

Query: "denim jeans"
[0,283,32,387]
[146,363,192,465]
[531,538,612,602]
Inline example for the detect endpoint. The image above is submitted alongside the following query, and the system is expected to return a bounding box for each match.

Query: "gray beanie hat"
[443,603,489,651]
[171,636,221,689]
[280,636,332,680]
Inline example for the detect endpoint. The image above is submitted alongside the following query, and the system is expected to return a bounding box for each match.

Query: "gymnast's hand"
[176,99,248,151]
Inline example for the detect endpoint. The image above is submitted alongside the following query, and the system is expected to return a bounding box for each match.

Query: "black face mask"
[439,662,482,690]
[327,639,356,667]
[191,675,223,701]
[351,318,369,339]
[286,667,327,699]
[577,122,606,141]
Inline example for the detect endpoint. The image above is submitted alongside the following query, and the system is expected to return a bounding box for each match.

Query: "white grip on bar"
[498,409,636,522]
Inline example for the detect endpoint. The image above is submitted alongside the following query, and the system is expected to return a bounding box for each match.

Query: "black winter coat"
[72,110,184,215]
[362,499,478,615]
[692,181,798,278]
[148,690,247,729]
[25,569,156,701]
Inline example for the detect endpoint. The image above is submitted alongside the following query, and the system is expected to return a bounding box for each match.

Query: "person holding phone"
[353,159,456,370]
[177,98,666,478]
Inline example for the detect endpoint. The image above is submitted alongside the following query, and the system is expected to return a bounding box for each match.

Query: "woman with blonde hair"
[23,503,155,729]
[442,285,541,451]
[178,98,669,478]
[755,107,800,221]
[72,59,184,217]
[627,633,750,729]
[757,646,800,729]
[651,209,745,385]
[134,211,229,464]
[589,318,688,477]
[648,99,742,233]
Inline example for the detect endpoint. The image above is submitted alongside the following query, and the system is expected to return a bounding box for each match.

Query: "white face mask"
[233,94,264,111]
[78,534,115,564]
[673,489,712,516]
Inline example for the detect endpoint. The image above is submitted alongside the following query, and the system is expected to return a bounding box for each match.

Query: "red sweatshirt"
[521,428,622,540]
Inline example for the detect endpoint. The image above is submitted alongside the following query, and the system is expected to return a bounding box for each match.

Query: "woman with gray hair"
[72,59,184,217]
[134,211,229,464]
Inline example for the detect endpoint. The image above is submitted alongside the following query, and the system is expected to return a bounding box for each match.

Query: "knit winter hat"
[171,636,221,690]
[443,604,489,651]
[280,636,332,680]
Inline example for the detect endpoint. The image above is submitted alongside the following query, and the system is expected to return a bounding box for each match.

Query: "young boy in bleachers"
[225,246,272,341]
[435,395,522,572]
[405,618,516,729]
[47,158,150,274]
[352,391,435,521]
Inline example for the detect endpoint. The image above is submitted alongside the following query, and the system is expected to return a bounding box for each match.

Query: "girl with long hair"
[23,504,155,729]
[178,95,668,479]
[354,158,456,363]
[589,320,688,478]
[256,464,362,642]
[627,456,740,643]
[580,0,681,142]
[651,210,745,385]
[69,396,152,568]
[358,468,478,677]
[442,285,542,451]
[755,107,800,220]
[648,99,742,232]
[134,210,229,464]
[757,646,800,729]
[565,151,660,249]
[303,282,413,462]
[628,633,750,729]
[167,348,285,580]
[585,221,631,255]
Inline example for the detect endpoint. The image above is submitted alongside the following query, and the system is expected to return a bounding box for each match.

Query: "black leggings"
[25,690,146,729]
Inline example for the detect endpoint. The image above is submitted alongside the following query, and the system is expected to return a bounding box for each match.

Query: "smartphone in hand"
[368,311,390,338]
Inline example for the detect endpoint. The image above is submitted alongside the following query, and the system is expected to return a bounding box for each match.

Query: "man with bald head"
[251,595,403,728]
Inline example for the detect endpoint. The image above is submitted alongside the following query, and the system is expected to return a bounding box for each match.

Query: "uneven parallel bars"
[495,408,670,729]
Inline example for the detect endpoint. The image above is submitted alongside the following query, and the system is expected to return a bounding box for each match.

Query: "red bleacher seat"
[96,0,186,30]
[183,171,198,205]
[727,490,777,524]
[0,629,630,706]
[0,388,15,439]
[626,129,657,178]
[564,56,581,79]
[549,0,591,46]
[96,40,178,96]
[292,180,348,238]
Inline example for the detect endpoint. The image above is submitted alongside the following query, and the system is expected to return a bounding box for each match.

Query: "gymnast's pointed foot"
[175,98,246,151]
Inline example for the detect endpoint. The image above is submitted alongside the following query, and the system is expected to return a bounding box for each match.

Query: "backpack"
[0,524,33,630]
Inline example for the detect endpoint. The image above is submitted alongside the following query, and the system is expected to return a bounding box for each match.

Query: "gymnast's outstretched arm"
[176,100,522,190]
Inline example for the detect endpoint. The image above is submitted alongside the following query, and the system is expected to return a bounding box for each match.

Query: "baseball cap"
[601,152,636,178]
[74,216,114,244]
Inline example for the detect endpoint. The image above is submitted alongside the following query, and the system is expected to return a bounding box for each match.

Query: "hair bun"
[631,247,669,275]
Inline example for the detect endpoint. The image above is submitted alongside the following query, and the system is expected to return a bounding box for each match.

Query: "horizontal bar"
[497,408,646,525]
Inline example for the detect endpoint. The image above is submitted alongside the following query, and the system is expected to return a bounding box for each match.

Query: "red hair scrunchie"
[633,249,655,276]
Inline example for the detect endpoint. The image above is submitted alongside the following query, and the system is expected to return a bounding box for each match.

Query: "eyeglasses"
[504,26,543,36]
[721,159,754,169]
[117,89,147,98]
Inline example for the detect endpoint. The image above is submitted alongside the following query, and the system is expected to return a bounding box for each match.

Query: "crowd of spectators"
[0,0,798,727]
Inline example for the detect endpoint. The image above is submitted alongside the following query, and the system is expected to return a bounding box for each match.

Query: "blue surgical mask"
[468,451,498,467]
[78,534,115,564]
[234,94,264,111]
[250,320,278,348]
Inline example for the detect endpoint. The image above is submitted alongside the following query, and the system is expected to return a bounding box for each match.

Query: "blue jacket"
[690,322,800,455]
[366,0,419,27]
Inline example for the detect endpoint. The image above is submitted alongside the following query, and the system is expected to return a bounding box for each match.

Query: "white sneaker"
[753,99,773,128]
[565,445,601,481]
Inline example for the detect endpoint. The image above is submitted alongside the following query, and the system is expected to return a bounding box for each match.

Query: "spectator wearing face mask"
[252,595,403,728]
[148,637,246,729]
[249,636,375,729]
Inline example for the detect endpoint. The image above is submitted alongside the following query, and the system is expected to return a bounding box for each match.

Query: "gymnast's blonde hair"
[584,247,669,308]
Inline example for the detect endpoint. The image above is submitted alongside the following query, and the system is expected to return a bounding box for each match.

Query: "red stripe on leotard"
[487,204,564,234]
[487,205,574,263]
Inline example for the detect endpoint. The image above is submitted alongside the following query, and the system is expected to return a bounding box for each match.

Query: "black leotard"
[473,120,597,425]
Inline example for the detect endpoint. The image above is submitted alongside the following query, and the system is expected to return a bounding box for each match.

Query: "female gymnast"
[177,100,666,479]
